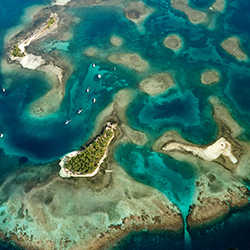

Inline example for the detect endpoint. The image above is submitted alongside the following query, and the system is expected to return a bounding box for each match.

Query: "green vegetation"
[47,17,55,28]
[11,45,25,57]
[64,127,114,174]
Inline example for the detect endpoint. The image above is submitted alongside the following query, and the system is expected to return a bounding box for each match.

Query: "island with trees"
[59,122,117,178]
[11,45,26,57]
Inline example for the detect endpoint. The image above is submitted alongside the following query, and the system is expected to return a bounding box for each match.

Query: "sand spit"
[200,69,220,85]
[124,1,155,25]
[163,34,183,52]
[93,88,148,147]
[139,73,175,96]
[162,137,238,164]
[221,36,248,61]
[209,96,243,138]
[110,35,123,47]
[170,0,207,24]
[108,53,149,73]
[27,62,69,118]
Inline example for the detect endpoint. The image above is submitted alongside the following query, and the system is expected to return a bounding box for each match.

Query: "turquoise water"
[0,0,250,249]
[114,143,195,214]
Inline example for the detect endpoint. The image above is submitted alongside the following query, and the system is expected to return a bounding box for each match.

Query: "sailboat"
[64,119,72,125]
[92,98,96,103]
[2,87,5,92]
[77,109,83,114]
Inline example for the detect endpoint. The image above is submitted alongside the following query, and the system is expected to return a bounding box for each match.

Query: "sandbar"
[200,69,220,85]
[83,46,99,57]
[163,34,183,52]
[108,53,149,73]
[170,0,207,24]
[209,96,243,138]
[221,36,248,61]
[210,0,226,12]
[139,73,175,96]
[110,35,123,47]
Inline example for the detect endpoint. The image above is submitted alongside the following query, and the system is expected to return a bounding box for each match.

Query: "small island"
[139,73,175,96]
[108,52,149,73]
[59,122,117,178]
[163,34,183,52]
[170,0,207,24]
[200,69,220,85]
[11,16,57,61]
[221,36,248,61]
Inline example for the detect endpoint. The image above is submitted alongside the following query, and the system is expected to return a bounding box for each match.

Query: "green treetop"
[11,45,25,57]
[64,125,115,174]
[47,17,55,28]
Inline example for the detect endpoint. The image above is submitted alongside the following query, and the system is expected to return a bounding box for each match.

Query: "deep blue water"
[0,0,250,249]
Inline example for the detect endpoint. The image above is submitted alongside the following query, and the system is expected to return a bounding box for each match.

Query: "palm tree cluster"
[64,128,114,174]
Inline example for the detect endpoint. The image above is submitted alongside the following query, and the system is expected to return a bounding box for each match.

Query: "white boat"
[2,87,5,92]
[86,87,90,92]
[97,74,101,79]
[77,109,83,114]
[0,134,3,138]
[92,62,96,68]
[92,98,96,103]
[64,119,72,125]
[105,170,113,173]
[113,67,116,71]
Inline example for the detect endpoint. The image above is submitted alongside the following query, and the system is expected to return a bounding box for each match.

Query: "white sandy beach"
[53,0,71,5]
[163,137,237,164]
